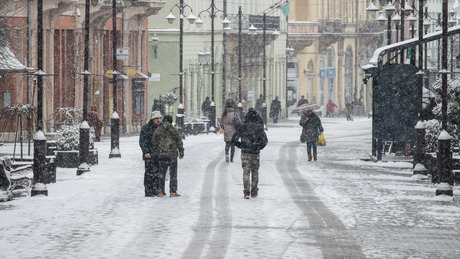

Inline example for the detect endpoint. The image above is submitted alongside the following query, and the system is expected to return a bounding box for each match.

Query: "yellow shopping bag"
[318,132,326,146]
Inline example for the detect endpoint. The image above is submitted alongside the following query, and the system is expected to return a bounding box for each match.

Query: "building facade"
[0,0,164,141]
[288,0,382,115]
[148,1,289,121]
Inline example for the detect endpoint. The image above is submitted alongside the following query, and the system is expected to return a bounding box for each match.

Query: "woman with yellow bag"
[299,109,324,161]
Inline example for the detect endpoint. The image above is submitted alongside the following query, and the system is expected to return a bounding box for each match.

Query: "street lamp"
[77,0,92,175]
[31,0,47,196]
[285,45,294,119]
[166,0,196,133]
[196,0,227,132]
[109,0,121,159]
[151,33,159,59]
[435,0,453,196]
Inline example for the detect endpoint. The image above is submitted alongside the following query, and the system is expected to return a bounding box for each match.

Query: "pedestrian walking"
[201,96,211,119]
[139,110,163,197]
[299,109,324,161]
[346,102,354,121]
[326,100,338,118]
[232,108,268,199]
[152,115,184,197]
[255,94,264,115]
[269,96,282,124]
[297,95,309,106]
[151,99,165,116]
[88,105,103,142]
[220,99,240,163]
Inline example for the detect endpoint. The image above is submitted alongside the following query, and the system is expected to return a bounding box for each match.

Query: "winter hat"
[151,110,163,120]
[163,115,173,123]
[245,108,260,122]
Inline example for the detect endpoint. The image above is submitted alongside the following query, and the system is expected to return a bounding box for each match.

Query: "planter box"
[55,149,98,168]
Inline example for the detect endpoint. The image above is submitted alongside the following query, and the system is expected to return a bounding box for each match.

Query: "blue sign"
[319,69,325,79]
[327,68,336,78]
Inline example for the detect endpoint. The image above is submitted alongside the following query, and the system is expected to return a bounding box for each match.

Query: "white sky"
[1,116,459,258]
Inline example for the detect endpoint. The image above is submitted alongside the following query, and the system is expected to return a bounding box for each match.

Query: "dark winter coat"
[270,99,281,118]
[139,120,159,160]
[232,110,268,155]
[152,122,184,158]
[299,112,324,142]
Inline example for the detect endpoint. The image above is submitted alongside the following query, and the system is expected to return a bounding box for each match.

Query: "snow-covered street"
[1,116,460,258]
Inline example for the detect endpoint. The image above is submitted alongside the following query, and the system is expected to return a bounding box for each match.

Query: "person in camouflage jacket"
[152,115,184,197]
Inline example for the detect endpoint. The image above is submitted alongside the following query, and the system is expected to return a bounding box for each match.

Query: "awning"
[0,45,35,73]
[132,71,149,81]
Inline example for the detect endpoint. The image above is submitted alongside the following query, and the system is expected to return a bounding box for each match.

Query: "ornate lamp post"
[436,0,453,196]
[166,0,196,132]
[32,0,47,196]
[77,0,92,175]
[195,0,229,132]
[109,0,121,158]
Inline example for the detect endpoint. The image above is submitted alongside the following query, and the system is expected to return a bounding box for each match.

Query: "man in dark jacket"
[201,96,211,119]
[269,96,282,124]
[299,109,324,161]
[139,110,163,197]
[232,108,268,199]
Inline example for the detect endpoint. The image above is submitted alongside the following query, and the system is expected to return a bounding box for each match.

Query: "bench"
[0,156,33,199]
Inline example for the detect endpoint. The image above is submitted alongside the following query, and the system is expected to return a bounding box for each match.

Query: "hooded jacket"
[152,122,184,158]
[299,111,324,142]
[231,110,268,155]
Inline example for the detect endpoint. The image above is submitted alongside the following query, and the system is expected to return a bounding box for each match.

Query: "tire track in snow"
[276,141,365,258]
[182,150,232,258]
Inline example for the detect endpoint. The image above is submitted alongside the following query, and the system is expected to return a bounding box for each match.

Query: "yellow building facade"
[288,0,381,115]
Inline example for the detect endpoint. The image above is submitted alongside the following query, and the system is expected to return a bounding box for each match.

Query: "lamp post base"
[109,117,121,158]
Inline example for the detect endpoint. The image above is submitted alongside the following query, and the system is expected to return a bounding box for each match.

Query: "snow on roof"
[0,45,35,73]
[369,25,460,65]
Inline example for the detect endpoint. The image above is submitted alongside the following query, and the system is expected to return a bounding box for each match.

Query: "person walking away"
[152,115,184,197]
[201,96,211,119]
[232,109,268,199]
[139,111,163,197]
[152,99,165,116]
[255,94,264,115]
[326,100,338,118]
[297,95,308,106]
[220,99,240,163]
[299,109,324,161]
[269,96,282,124]
[88,105,103,142]
[346,102,354,121]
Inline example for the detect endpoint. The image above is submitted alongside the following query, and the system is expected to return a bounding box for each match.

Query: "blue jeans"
[306,141,317,156]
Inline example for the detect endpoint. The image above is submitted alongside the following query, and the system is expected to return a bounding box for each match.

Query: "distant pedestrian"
[201,96,211,119]
[255,94,264,115]
[299,109,324,161]
[269,96,282,124]
[220,99,240,163]
[88,105,103,142]
[152,99,165,116]
[232,108,268,199]
[139,111,163,197]
[346,102,354,121]
[326,100,338,118]
[297,95,308,106]
[153,115,184,197]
